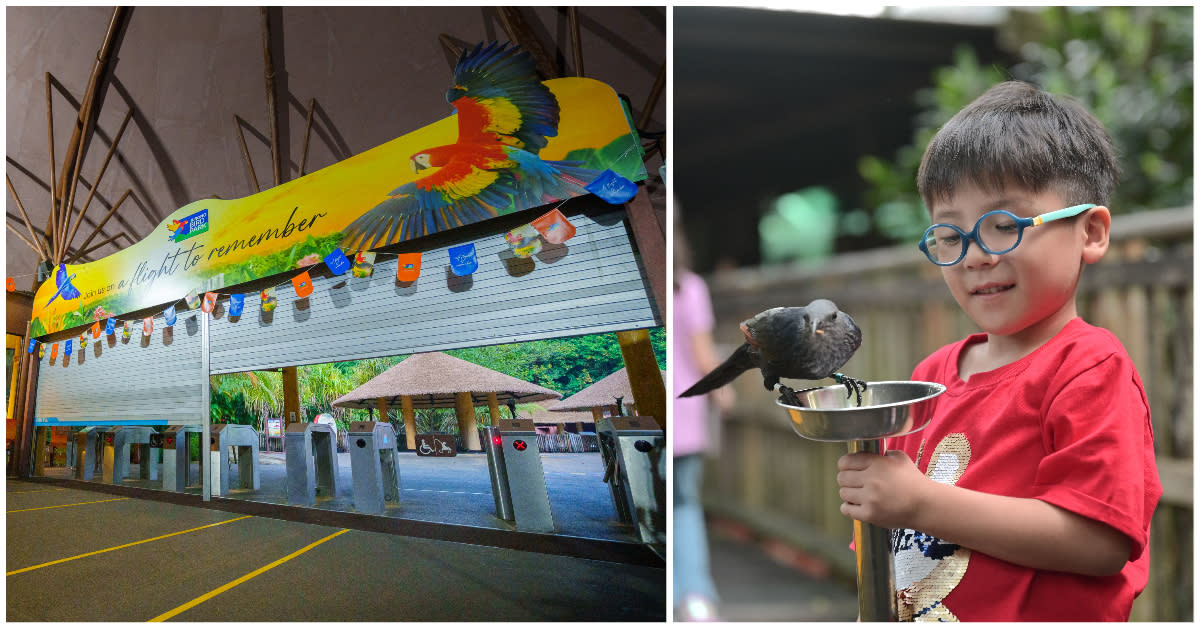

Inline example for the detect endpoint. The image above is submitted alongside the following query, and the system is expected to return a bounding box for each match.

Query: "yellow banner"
[30,77,645,337]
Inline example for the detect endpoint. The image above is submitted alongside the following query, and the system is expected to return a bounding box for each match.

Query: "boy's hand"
[837,450,929,529]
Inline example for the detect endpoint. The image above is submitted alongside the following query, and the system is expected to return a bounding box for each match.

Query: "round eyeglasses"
[918,204,1096,266]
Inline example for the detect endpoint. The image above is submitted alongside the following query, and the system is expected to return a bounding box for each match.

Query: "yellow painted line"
[7,497,130,512]
[148,528,350,622]
[7,515,254,576]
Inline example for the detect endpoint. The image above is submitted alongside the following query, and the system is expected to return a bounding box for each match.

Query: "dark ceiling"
[673,6,1014,272]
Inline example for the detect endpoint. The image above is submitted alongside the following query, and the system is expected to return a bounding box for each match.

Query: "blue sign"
[228,293,245,317]
[27,338,36,354]
[168,208,209,243]
[448,243,478,276]
[164,304,177,327]
[585,169,638,204]
[105,318,116,336]
[64,339,73,357]
[324,248,351,275]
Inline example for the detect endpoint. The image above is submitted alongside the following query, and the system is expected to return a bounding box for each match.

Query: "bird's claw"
[777,384,820,407]
[833,373,868,407]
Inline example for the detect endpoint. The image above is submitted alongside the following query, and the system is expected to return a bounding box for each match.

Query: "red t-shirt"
[886,317,1162,621]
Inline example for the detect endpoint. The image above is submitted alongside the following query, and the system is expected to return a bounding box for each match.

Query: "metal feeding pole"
[777,380,945,621]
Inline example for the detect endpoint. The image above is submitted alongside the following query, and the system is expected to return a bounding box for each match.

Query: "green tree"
[857,6,1192,241]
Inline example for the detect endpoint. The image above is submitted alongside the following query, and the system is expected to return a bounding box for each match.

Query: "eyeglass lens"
[924,212,1022,264]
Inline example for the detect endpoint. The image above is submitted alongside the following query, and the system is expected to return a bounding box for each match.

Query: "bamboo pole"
[260,7,281,187]
[438,33,463,58]
[71,188,130,260]
[568,7,584,77]
[233,115,261,193]
[7,222,45,256]
[71,232,124,261]
[55,121,91,264]
[496,7,558,78]
[6,175,49,259]
[52,6,127,265]
[45,72,58,241]
[299,98,316,177]
[62,109,133,254]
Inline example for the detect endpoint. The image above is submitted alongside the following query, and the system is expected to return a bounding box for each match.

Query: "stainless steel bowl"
[776,380,946,442]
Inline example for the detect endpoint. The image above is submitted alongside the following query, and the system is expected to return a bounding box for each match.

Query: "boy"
[835,81,1162,621]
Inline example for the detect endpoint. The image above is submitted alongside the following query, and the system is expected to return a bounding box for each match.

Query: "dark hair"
[917,81,1119,209]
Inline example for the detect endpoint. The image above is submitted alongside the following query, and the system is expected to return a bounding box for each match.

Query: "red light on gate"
[492,435,502,446]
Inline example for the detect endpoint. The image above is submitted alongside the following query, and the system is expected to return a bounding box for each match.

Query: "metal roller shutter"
[209,208,660,374]
[33,312,207,426]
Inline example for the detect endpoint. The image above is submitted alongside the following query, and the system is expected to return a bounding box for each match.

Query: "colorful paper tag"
[585,169,639,204]
[38,344,45,359]
[123,321,132,340]
[448,243,478,276]
[261,287,278,312]
[6,277,14,292]
[505,223,543,258]
[292,271,314,298]
[324,248,351,275]
[64,339,73,356]
[184,289,200,310]
[79,333,88,349]
[164,304,177,327]
[27,338,36,354]
[143,317,154,336]
[352,252,376,278]
[91,321,101,339]
[229,293,245,317]
[50,343,58,360]
[531,208,577,244]
[202,292,218,313]
[105,318,116,336]
[396,252,422,282]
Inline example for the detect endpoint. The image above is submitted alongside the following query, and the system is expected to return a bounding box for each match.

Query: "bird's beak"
[410,158,426,174]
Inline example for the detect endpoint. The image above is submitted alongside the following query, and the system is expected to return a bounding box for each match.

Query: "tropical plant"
[856,6,1192,242]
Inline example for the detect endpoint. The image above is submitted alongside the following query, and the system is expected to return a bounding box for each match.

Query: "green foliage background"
[856,6,1192,243]
[209,328,666,435]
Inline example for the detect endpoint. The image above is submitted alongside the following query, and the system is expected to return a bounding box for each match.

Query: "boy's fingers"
[837,452,872,470]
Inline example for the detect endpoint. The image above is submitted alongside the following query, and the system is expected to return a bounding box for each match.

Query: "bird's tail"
[678,343,757,397]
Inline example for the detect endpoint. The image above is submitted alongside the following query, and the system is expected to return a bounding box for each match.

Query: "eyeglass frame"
[918,203,1097,266]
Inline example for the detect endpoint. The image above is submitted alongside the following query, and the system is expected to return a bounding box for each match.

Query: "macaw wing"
[446,42,559,154]
[341,167,516,251]
[504,147,605,210]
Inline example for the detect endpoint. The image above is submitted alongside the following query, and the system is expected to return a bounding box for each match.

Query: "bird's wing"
[340,170,516,251]
[446,42,559,154]
[504,147,605,209]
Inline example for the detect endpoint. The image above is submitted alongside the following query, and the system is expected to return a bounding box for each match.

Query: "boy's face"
[927,184,1101,342]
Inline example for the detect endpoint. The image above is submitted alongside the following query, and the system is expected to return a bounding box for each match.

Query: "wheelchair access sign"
[415,434,456,457]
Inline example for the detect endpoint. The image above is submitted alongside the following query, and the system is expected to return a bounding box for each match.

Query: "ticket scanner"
[285,421,340,506]
[346,421,402,514]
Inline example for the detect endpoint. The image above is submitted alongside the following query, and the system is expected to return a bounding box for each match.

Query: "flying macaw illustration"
[340,41,604,251]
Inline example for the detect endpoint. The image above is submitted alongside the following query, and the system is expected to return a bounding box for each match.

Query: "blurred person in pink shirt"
[673,210,733,621]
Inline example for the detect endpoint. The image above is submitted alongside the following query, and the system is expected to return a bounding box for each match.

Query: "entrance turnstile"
[479,425,514,521]
[101,426,157,484]
[597,416,666,547]
[487,419,555,533]
[285,421,340,506]
[208,424,261,496]
[346,421,401,514]
[73,426,109,481]
[161,425,203,492]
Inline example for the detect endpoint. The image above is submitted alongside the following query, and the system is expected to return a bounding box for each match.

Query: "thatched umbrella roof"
[332,352,561,410]
[551,367,666,412]
[524,399,599,425]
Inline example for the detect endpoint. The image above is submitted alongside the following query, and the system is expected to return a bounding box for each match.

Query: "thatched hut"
[332,352,560,450]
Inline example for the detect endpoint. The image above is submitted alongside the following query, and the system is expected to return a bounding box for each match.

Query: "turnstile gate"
[285,422,340,506]
[101,426,157,484]
[161,425,203,492]
[482,420,555,533]
[346,421,401,514]
[208,424,261,496]
[597,416,666,547]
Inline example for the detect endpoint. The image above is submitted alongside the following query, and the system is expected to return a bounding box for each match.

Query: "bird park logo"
[167,208,209,243]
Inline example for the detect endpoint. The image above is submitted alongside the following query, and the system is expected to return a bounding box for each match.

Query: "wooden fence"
[699,206,1192,621]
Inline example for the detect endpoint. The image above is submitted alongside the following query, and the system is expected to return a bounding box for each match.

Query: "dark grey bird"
[678,299,867,404]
